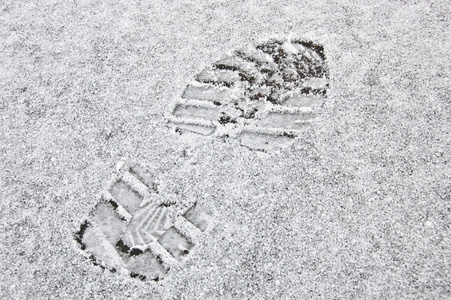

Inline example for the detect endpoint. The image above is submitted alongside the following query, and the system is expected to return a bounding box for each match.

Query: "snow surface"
[0,0,450,299]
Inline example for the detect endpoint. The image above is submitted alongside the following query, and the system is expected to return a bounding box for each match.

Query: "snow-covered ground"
[1,0,450,298]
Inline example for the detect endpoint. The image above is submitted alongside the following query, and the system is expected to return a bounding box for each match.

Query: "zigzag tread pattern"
[167,37,329,151]
[75,162,213,281]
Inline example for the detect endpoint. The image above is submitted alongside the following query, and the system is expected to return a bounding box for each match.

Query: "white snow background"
[0,0,450,298]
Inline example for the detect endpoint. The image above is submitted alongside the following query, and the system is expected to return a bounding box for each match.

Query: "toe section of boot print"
[167,36,329,151]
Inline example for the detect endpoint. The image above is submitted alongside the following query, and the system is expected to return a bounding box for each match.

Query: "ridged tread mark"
[183,202,211,232]
[75,162,213,281]
[173,103,220,121]
[122,203,171,247]
[195,69,241,87]
[158,227,194,261]
[167,36,329,151]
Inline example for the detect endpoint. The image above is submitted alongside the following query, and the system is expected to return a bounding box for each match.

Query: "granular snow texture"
[0,0,450,299]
